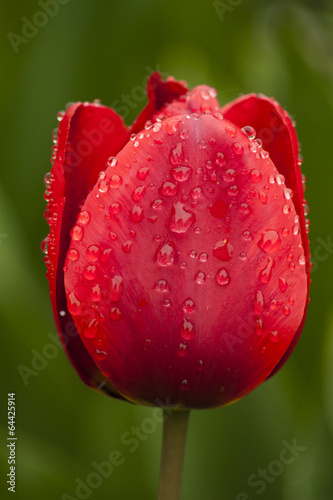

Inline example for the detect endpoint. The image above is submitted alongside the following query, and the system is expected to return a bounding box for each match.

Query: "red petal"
[64,113,308,409]
[45,102,129,396]
[131,73,189,134]
[221,94,310,376]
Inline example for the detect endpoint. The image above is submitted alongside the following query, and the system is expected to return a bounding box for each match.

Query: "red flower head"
[43,73,310,409]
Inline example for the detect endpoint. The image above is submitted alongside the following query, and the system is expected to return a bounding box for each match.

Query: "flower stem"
[158,409,190,500]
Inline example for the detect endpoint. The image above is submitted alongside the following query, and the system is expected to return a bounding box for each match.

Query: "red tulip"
[43,73,310,409]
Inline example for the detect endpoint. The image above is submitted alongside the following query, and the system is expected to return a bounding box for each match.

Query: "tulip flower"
[43,72,310,499]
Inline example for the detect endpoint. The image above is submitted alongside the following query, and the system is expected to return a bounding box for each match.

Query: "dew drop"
[182,298,195,314]
[169,143,184,165]
[225,126,237,138]
[98,180,109,193]
[109,175,122,189]
[132,185,146,202]
[41,236,49,255]
[86,245,100,261]
[166,118,181,136]
[155,279,169,292]
[171,166,192,182]
[283,306,290,316]
[216,268,230,286]
[77,210,91,225]
[298,255,306,266]
[83,265,97,281]
[242,125,256,139]
[106,156,118,168]
[130,205,144,223]
[163,299,171,307]
[109,275,124,301]
[209,200,228,218]
[215,151,226,167]
[181,318,195,340]
[258,230,281,254]
[169,202,196,233]
[95,349,108,361]
[109,307,122,321]
[90,284,102,302]
[83,319,98,338]
[177,343,188,356]
[190,186,203,199]
[199,252,208,263]
[109,202,121,215]
[67,291,82,315]
[259,257,275,284]
[256,317,264,336]
[249,169,262,183]
[137,167,150,180]
[259,191,268,204]
[279,277,288,293]
[157,240,176,266]
[232,142,244,156]
[254,290,265,315]
[122,240,133,253]
[159,181,178,197]
[213,239,233,261]
[270,331,280,343]
[109,232,118,241]
[195,270,206,285]
[71,225,84,241]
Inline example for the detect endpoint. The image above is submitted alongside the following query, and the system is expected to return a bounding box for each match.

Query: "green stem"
[158,409,190,500]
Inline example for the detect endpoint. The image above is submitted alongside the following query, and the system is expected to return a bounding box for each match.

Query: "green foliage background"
[1,0,333,499]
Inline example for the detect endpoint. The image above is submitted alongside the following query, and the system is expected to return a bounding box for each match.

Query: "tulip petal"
[221,94,310,377]
[45,102,129,397]
[131,72,189,134]
[64,112,308,409]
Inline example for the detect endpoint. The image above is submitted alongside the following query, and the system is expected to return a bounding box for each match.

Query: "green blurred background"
[1,0,333,499]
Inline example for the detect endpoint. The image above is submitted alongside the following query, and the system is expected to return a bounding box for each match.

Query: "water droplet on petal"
[283,306,290,316]
[169,202,196,233]
[41,236,49,254]
[109,275,124,301]
[259,257,275,284]
[182,298,195,313]
[77,210,91,225]
[259,191,267,204]
[84,319,98,338]
[270,331,280,343]
[122,240,133,253]
[249,169,262,183]
[157,240,176,266]
[137,167,150,180]
[71,225,84,241]
[109,307,122,321]
[83,265,97,281]
[90,284,102,302]
[232,142,244,156]
[68,248,79,261]
[215,151,226,167]
[213,239,233,261]
[67,291,82,315]
[109,175,122,189]
[132,185,146,202]
[199,252,208,263]
[195,270,206,285]
[169,143,184,165]
[258,230,281,254]
[279,277,288,292]
[209,200,228,218]
[242,125,256,139]
[109,202,121,215]
[171,166,192,182]
[86,245,100,261]
[130,205,144,223]
[190,186,203,199]
[216,268,230,286]
[181,318,195,340]
[254,290,265,314]
[155,279,169,292]
[159,181,179,197]
[166,118,181,135]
